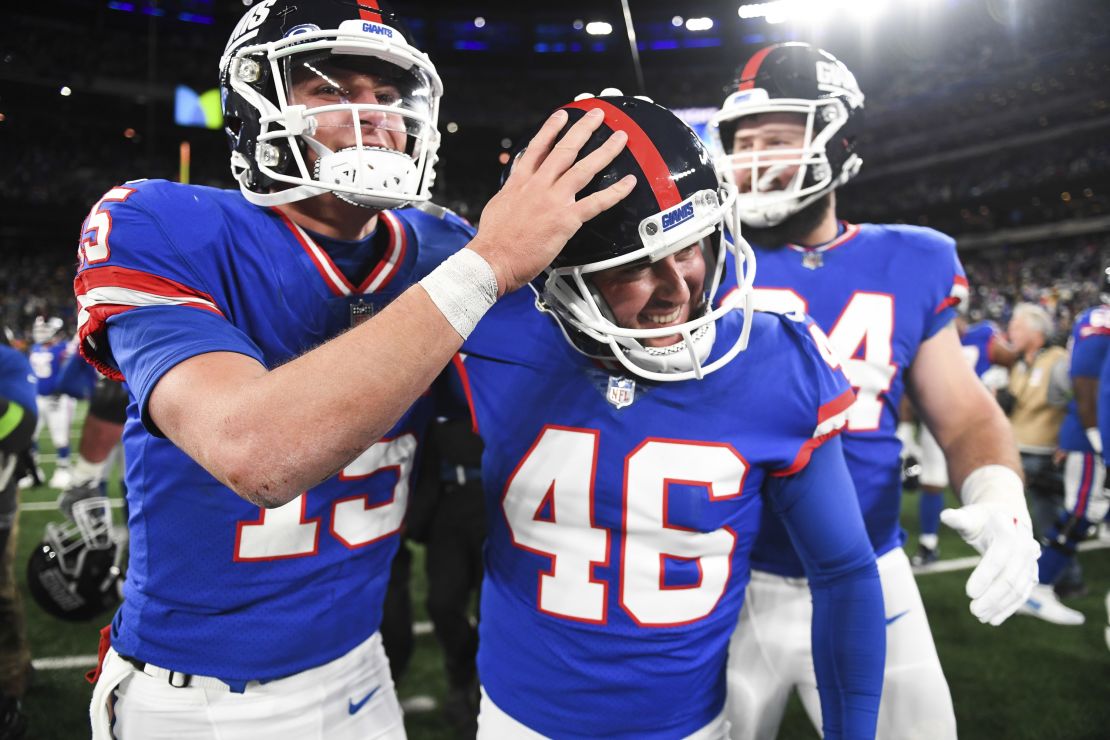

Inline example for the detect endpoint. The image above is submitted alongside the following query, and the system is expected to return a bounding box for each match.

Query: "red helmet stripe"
[737,45,777,91]
[563,99,680,210]
[358,1,381,21]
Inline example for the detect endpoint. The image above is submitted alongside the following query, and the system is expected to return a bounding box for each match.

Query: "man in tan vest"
[1005,302,1078,622]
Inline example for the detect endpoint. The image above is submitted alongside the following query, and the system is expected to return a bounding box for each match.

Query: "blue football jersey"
[28,341,71,396]
[722,222,966,573]
[1059,305,1110,453]
[961,321,1002,378]
[0,345,37,415]
[73,180,474,683]
[456,294,854,739]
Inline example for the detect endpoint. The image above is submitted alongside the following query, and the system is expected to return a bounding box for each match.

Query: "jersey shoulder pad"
[391,205,476,268]
[863,223,956,254]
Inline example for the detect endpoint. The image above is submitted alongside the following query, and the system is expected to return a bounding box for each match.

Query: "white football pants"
[725,547,956,740]
[35,394,75,453]
[92,631,405,740]
[917,424,949,489]
[1063,451,1108,521]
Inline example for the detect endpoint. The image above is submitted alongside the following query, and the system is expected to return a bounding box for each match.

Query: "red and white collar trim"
[786,221,861,256]
[275,209,408,297]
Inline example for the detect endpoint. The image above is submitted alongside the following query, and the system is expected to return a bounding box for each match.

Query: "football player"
[27,315,76,489]
[1026,297,1110,624]
[456,95,884,739]
[76,1,633,738]
[0,331,37,740]
[708,43,1038,740]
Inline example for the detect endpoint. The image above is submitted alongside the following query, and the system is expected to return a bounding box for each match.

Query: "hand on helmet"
[468,108,635,295]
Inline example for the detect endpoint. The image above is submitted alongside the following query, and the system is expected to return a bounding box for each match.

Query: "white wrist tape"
[1086,427,1103,456]
[960,465,1031,529]
[419,249,499,339]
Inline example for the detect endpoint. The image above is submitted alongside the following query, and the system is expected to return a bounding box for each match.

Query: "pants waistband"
[118,654,250,693]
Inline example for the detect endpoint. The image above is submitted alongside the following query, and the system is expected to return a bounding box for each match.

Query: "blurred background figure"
[1002,303,1078,621]
[0,329,39,740]
[415,417,485,737]
[24,317,75,490]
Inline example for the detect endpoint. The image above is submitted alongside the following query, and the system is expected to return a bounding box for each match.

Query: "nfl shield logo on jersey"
[606,376,636,409]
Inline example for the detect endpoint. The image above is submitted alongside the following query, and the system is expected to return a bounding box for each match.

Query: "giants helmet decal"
[708,42,865,228]
[219,0,443,210]
[518,96,756,382]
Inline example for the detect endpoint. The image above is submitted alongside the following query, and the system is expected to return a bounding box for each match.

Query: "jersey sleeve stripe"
[1079,326,1110,338]
[937,275,970,314]
[771,428,844,478]
[74,265,224,381]
[771,389,854,478]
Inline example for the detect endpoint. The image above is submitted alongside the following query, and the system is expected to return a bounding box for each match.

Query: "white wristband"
[960,465,1031,529]
[419,248,499,339]
[1086,427,1103,456]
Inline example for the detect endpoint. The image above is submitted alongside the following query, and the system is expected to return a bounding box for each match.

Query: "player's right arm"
[81,109,635,509]
[986,330,1020,368]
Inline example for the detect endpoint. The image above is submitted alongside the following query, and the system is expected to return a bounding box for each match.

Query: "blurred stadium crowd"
[2,0,1108,346]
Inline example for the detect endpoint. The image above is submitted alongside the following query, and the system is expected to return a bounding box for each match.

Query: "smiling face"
[287,56,410,157]
[591,244,707,348]
[728,111,808,194]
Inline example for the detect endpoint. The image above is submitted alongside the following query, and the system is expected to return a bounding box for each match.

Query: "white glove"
[940,465,1039,626]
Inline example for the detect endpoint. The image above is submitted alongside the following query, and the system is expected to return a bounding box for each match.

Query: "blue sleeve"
[921,230,966,342]
[56,353,99,399]
[1072,333,1110,379]
[764,436,884,740]
[74,181,228,381]
[1099,351,1110,467]
[107,305,265,437]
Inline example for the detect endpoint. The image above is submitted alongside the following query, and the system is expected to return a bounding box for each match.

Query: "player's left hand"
[940,503,1039,626]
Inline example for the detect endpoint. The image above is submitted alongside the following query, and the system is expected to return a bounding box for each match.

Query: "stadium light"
[59,86,72,96]
[737,1,893,25]
[446,122,459,133]
[474,16,486,29]
[586,21,613,36]
[671,16,684,27]
[685,17,715,31]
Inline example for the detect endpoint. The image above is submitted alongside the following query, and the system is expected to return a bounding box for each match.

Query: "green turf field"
[14,405,1110,738]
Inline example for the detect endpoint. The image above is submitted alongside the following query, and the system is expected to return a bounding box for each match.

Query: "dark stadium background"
[2,1,1109,738]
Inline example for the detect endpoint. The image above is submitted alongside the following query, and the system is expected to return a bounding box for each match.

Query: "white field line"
[30,541,1110,680]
